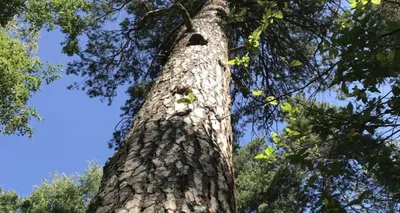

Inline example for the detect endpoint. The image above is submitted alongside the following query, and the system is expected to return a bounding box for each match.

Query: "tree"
[0,161,102,213]
[0,187,21,213]
[60,0,400,212]
[0,0,90,137]
[234,138,309,213]
[252,94,400,212]
[81,1,236,212]
[0,154,308,213]
[0,0,24,27]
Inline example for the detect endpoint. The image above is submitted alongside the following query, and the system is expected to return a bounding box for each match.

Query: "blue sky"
[0,30,127,195]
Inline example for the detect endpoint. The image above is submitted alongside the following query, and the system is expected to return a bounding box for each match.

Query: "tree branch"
[176,3,194,32]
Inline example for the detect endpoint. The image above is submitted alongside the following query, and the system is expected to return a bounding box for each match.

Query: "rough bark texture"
[87,0,236,212]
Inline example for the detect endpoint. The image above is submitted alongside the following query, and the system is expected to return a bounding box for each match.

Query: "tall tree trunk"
[87,0,236,212]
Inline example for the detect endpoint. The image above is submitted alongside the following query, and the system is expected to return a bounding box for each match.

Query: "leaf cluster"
[0,161,102,213]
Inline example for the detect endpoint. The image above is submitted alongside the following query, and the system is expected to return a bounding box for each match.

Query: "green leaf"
[341,83,349,94]
[271,132,280,143]
[280,102,292,112]
[254,154,269,160]
[376,53,385,62]
[289,60,302,67]
[252,90,264,96]
[241,56,250,67]
[291,130,301,136]
[227,59,236,65]
[329,47,339,57]
[347,102,353,113]
[251,27,263,39]
[349,0,358,8]
[348,197,363,206]
[188,92,195,102]
[371,0,381,4]
[308,174,318,185]
[264,146,275,156]
[177,98,191,104]
[329,162,342,176]
[280,56,289,65]
[387,51,395,61]
[272,11,283,19]
[285,127,301,136]
[272,136,280,143]
[266,96,278,105]
[322,198,329,205]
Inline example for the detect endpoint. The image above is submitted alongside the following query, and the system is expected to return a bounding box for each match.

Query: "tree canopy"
[0,0,90,137]
[0,161,101,213]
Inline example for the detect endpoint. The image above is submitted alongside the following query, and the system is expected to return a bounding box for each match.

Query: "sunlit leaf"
[281,102,292,112]
[264,146,275,156]
[177,98,191,104]
[272,11,283,19]
[289,60,302,67]
[266,96,278,105]
[188,92,195,102]
[371,0,381,4]
[254,154,269,160]
[252,90,263,96]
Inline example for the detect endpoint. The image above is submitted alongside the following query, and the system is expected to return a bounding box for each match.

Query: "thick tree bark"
[87,0,236,212]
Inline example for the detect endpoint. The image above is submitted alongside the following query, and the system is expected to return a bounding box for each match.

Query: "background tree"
[237,0,400,211]
[0,0,24,27]
[252,94,400,212]
[234,138,309,213]
[0,161,101,213]
[0,0,90,137]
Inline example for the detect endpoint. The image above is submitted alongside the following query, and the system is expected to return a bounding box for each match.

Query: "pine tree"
[62,0,400,212]
[85,0,236,212]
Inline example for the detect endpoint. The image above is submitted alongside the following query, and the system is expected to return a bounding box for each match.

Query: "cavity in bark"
[187,33,208,46]
[172,85,192,95]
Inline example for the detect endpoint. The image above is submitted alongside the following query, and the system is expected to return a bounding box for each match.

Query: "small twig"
[140,0,151,12]
[229,45,247,54]
[176,3,194,32]
[379,28,400,39]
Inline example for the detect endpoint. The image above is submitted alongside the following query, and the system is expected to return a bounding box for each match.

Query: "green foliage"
[251,90,278,105]
[0,30,59,137]
[0,188,21,212]
[254,146,276,161]
[0,0,24,27]
[255,95,400,212]
[0,161,102,213]
[228,55,250,67]
[235,138,309,212]
[289,60,302,67]
[0,0,92,137]
[24,0,92,56]
[177,92,196,104]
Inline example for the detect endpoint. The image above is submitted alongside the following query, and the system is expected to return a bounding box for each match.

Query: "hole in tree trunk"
[172,85,191,95]
[187,33,208,46]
